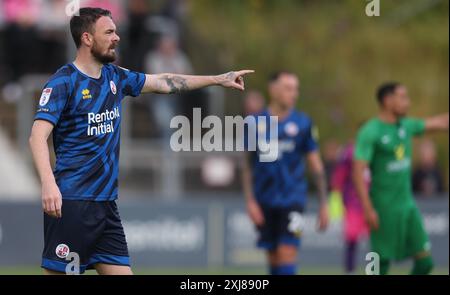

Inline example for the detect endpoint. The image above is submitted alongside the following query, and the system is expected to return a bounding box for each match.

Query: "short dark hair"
[268,70,297,83]
[70,7,112,48]
[376,82,401,105]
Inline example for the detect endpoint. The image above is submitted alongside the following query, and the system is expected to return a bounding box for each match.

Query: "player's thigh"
[94,263,133,275]
[88,201,130,269]
[370,207,402,259]
[256,206,278,250]
[406,206,431,257]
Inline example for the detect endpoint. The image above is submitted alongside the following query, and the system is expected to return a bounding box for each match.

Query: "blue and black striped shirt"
[34,63,146,201]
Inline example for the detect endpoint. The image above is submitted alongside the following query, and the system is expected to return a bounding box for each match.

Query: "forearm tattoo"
[162,75,189,94]
[313,172,328,204]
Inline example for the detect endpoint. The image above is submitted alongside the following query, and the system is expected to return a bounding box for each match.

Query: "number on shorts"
[288,211,304,235]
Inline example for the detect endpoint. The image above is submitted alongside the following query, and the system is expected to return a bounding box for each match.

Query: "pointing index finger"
[236,70,255,76]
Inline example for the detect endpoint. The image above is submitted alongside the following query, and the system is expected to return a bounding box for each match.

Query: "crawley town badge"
[55,243,70,259]
[285,122,299,137]
[110,80,117,95]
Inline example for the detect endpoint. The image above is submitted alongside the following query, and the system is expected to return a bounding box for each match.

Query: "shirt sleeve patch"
[39,88,53,106]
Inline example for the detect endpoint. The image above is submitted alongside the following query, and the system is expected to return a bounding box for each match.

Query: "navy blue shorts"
[256,204,305,251]
[41,200,129,274]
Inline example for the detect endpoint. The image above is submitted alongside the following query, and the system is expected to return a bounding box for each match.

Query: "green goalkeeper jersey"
[354,117,425,210]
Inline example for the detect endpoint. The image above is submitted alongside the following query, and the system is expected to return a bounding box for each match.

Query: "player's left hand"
[317,203,329,232]
[218,70,255,91]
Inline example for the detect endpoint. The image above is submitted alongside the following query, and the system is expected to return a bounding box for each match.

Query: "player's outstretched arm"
[141,70,254,94]
[353,160,378,230]
[306,151,329,231]
[425,113,449,132]
[29,120,62,218]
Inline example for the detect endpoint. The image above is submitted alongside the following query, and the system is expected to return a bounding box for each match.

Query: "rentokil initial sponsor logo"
[87,107,120,136]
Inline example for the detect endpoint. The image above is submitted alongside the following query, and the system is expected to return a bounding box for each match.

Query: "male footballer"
[29,7,253,275]
[353,82,448,275]
[242,71,329,275]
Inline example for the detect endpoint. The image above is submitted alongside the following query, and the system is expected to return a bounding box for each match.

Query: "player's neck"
[268,104,291,120]
[378,111,399,124]
[73,52,103,79]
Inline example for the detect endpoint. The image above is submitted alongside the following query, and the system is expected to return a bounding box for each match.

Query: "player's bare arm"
[425,112,449,132]
[352,160,379,230]
[306,151,329,231]
[29,120,62,218]
[142,70,254,94]
[242,152,265,226]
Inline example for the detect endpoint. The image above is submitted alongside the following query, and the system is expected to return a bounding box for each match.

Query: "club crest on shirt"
[394,144,405,160]
[381,135,390,144]
[110,80,117,95]
[39,88,52,106]
[82,89,92,99]
[284,122,299,137]
[55,243,70,259]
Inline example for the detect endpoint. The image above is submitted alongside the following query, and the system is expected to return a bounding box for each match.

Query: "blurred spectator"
[38,0,67,29]
[2,0,41,81]
[331,142,369,274]
[82,0,126,25]
[243,90,265,116]
[123,0,151,71]
[145,34,193,75]
[144,34,194,140]
[323,139,342,190]
[0,3,4,26]
[1,0,70,84]
[36,0,67,73]
[1,0,40,24]
[161,0,189,25]
[413,139,445,197]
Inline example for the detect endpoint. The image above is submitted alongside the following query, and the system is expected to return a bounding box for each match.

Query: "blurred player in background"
[242,71,329,275]
[353,82,449,275]
[330,141,369,274]
[29,7,253,275]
